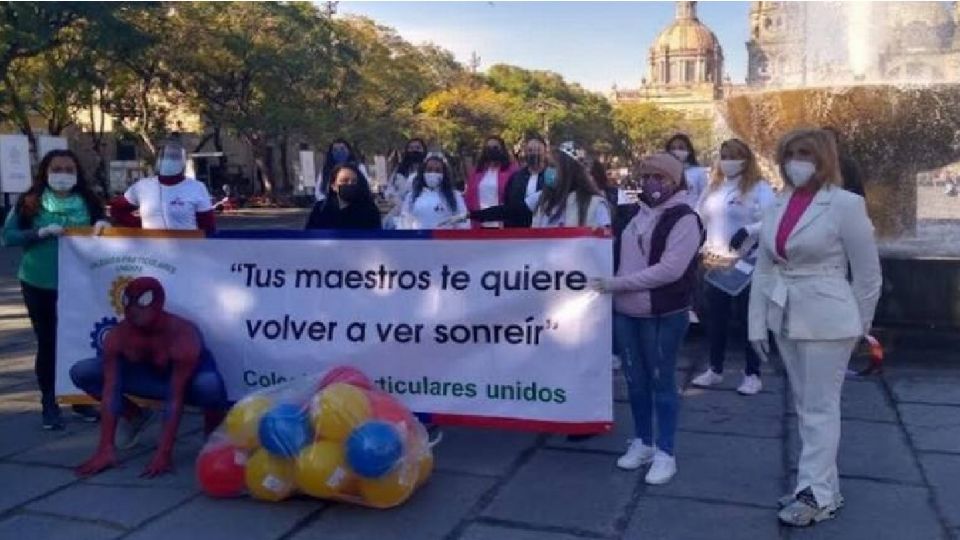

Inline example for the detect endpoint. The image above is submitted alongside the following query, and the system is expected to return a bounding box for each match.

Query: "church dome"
[647,2,724,87]
[651,1,721,55]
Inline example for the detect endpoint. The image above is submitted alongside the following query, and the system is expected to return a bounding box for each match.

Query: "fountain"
[721,1,960,332]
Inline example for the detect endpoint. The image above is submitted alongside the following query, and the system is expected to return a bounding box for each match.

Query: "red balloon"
[318,366,374,390]
[368,391,415,427]
[196,443,247,498]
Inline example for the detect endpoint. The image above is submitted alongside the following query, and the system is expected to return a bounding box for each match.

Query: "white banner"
[57,231,613,431]
[299,151,316,188]
[0,134,31,193]
[37,135,68,160]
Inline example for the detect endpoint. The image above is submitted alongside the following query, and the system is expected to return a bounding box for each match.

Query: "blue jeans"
[614,311,689,455]
[70,350,229,415]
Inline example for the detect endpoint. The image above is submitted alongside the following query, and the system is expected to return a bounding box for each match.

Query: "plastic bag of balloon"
[195,366,434,508]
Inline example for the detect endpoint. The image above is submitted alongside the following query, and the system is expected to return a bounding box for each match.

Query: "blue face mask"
[332,147,350,163]
[543,167,558,188]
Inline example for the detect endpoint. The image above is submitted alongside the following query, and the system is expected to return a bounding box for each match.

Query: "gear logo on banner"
[89,317,118,355]
[109,275,135,315]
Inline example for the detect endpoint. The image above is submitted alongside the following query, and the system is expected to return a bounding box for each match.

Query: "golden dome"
[651,2,721,55]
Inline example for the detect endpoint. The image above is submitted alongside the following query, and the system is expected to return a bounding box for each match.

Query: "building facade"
[611,1,725,116]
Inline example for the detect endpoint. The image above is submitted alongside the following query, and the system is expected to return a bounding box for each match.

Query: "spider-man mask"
[123,277,166,328]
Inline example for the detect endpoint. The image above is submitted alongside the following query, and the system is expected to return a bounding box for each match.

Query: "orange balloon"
[225,395,273,449]
[415,452,434,488]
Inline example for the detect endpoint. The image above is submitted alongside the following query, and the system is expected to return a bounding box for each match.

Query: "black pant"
[21,281,58,401]
[705,281,761,376]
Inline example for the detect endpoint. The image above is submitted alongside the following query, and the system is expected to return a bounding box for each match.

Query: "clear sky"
[336,1,751,92]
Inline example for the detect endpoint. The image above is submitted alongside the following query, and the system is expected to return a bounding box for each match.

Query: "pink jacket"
[465,164,519,228]
[610,191,703,317]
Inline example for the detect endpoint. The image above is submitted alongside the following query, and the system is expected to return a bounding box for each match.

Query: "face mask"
[423,172,443,189]
[405,150,425,163]
[785,160,816,187]
[332,147,350,163]
[639,177,673,207]
[337,183,361,202]
[543,167,557,188]
[157,158,185,176]
[670,149,690,163]
[525,153,542,169]
[47,172,77,192]
[484,147,505,162]
[720,159,745,178]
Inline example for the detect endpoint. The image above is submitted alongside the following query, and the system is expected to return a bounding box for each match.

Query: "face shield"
[156,143,187,176]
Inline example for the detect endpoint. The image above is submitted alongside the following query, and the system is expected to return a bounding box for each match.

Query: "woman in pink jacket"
[591,153,704,485]
[464,135,519,228]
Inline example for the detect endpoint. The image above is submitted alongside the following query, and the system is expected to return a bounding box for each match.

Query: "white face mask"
[670,149,690,163]
[423,172,443,189]
[785,160,817,187]
[719,159,744,178]
[48,172,77,192]
[158,159,185,176]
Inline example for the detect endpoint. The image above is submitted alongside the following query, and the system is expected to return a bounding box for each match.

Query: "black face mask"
[483,147,505,163]
[404,150,425,164]
[337,183,362,203]
[525,153,542,169]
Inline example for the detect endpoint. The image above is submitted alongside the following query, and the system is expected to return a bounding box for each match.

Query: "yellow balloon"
[310,383,371,441]
[359,462,417,509]
[225,395,273,449]
[415,452,434,488]
[245,449,295,502]
[295,441,353,498]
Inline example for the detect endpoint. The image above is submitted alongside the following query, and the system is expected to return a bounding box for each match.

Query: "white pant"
[775,335,857,508]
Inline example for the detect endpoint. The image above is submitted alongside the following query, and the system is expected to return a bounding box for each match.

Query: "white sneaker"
[692,368,723,387]
[737,374,763,395]
[616,439,655,470]
[645,450,677,485]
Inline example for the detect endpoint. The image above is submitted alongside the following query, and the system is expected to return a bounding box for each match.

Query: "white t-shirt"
[697,177,776,258]
[684,165,710,205]
[530,193,612,228]
[478,168,501,227]
[525,173,540,198]
[398,189,469,230]
[124,176,213,230]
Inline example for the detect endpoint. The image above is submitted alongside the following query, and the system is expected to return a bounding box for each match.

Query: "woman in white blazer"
[748,129,881,527]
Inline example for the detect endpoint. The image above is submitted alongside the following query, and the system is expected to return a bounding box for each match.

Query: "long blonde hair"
[776,129,842,191]
[708,138,762,196]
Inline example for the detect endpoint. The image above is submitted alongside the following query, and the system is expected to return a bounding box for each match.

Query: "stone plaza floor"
[0,211,957,540]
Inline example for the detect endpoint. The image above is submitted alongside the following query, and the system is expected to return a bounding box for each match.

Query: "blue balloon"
[258,403,312,457]
[346,421,403,478]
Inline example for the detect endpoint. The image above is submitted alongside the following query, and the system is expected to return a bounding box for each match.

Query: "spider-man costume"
[71,277,228,477]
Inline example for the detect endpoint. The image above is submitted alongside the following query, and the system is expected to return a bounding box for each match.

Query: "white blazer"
[748,186,882,341]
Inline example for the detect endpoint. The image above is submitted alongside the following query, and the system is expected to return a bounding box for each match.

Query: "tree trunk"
[279,133,290,194]
[248,134,274,194]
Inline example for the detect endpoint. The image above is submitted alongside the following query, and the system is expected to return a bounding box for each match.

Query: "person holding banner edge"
[590,152,704,485]
[2,149,110,429]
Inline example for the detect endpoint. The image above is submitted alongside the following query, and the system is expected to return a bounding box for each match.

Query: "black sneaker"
[41,400,65,431]
[71,404,100,423]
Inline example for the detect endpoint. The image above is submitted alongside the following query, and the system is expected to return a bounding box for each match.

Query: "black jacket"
[305,196,381,230]
[839,154,865,198]
[470,167,543,228]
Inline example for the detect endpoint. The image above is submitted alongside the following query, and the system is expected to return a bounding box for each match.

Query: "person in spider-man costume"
[71,277,228,477]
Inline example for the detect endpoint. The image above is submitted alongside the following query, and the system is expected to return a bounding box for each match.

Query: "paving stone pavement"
[1,214,958,539]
